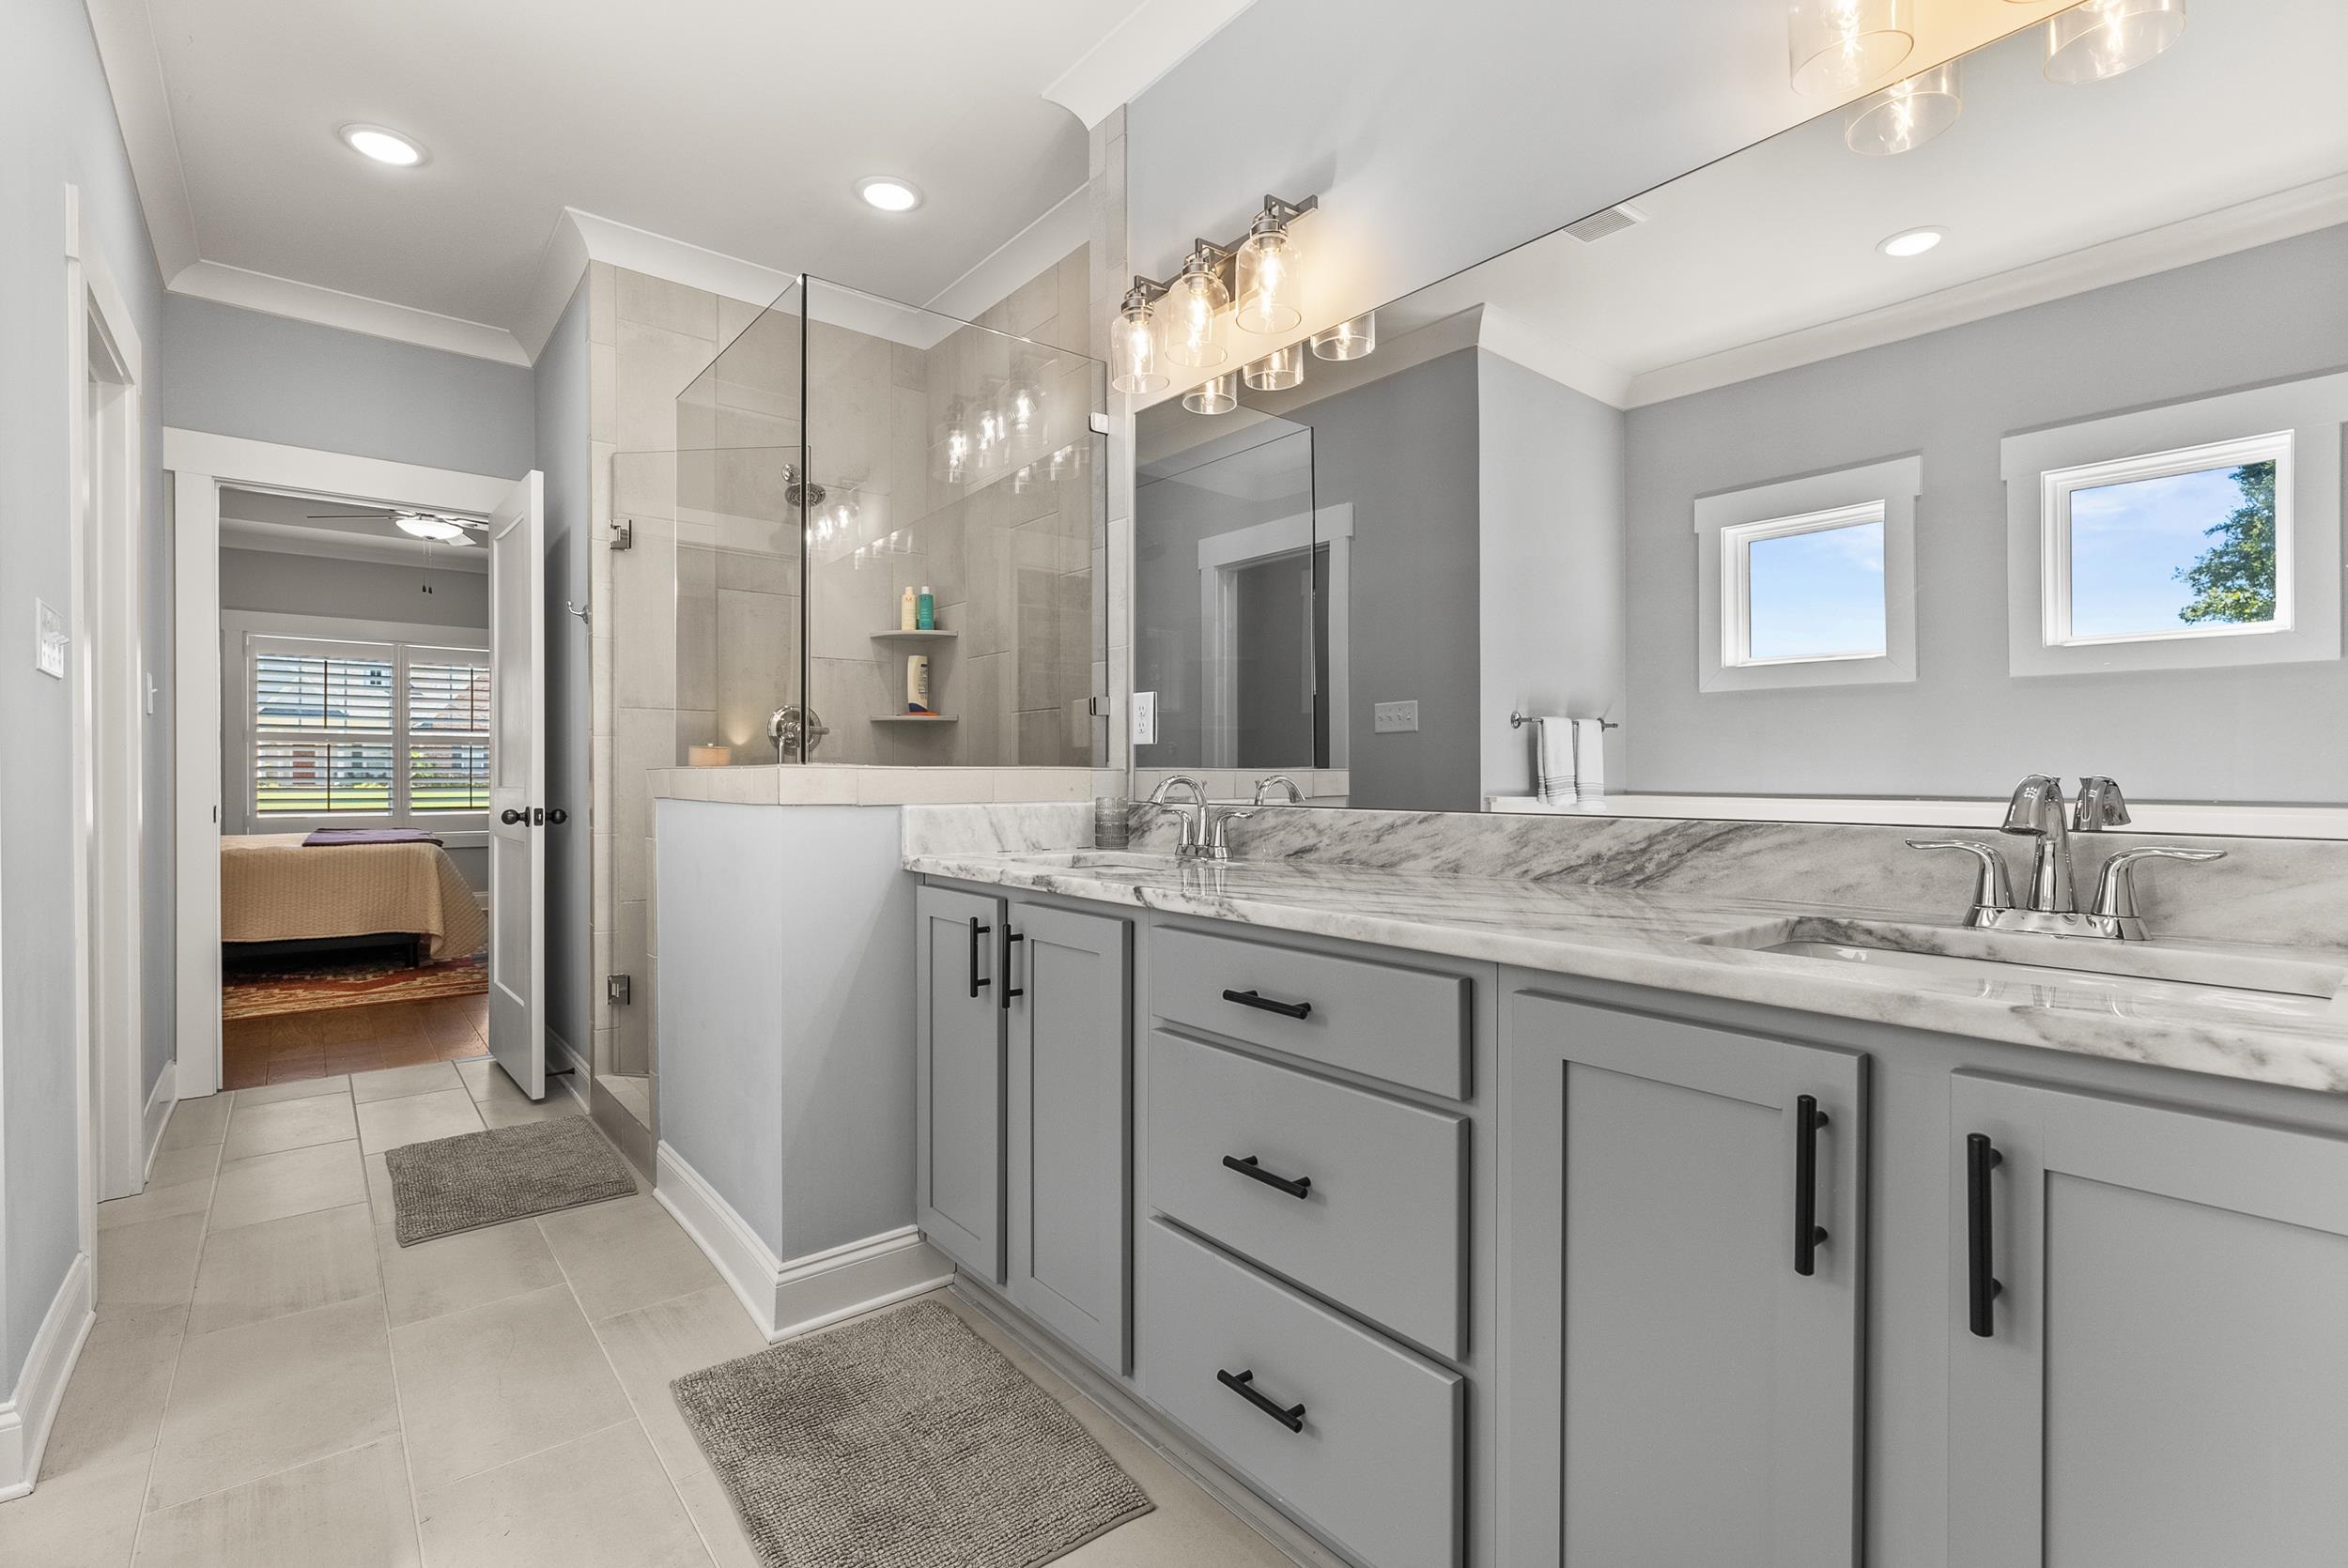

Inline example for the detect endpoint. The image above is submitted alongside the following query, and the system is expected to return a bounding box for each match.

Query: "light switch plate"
[1131,690,1158,746]
[35,600,66,680]
[1372,699,1420,733]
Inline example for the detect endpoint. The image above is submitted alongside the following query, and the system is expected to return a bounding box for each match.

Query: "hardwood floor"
[221,992,490,1089]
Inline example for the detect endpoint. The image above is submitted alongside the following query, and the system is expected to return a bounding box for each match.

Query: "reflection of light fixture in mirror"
[394,513,467,542]
[1233,200,1310,334]
[1845,60,1961,155]
[1788,0,1915,96]
[1243,345,1305,392]
[1110,287,1166,394]
[936,406,970,484]
[1165,246,1230,369]
[2040,0,2186,84]
[1309,312,1377,361]
[1877,225,1945,257]
[1005,373,1040,438]
[1183,373,1241,415]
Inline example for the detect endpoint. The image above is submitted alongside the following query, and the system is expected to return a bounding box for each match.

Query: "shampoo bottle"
[906,654,932,715]
[900,585,918,631]
[917,586,936,630]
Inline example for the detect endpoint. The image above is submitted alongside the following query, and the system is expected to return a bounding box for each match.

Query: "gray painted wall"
[656,801,918,1261]
[1477,351,1627,800]
[162,295,536,480]
[535,284,591,1072]
[219,547,490,628]
[2,0,168,1399]
[1624,223,2348,803]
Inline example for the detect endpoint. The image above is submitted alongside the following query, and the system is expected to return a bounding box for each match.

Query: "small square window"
[1722,503,1888,667]
[2043,433,2293,648]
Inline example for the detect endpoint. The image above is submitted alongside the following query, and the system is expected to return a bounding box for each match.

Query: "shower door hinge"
[610,518,634,551]
[607,974,633,1006]
[1088,412,1111,436]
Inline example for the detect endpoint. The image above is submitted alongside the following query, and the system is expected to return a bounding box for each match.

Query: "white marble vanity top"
[904,843,2348,1096]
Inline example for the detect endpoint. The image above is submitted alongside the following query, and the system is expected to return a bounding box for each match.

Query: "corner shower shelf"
[872,628,957,641]
[871,715,959,724]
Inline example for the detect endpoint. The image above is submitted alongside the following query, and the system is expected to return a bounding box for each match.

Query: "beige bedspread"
[221,834,489,962]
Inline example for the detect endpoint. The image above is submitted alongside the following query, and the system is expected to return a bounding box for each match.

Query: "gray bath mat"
[672,1298,1153,1567]
[385,1115,637,1245]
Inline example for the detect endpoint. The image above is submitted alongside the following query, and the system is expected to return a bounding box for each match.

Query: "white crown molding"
[1627,173,2348,409]
[83,0,197,278]
[170,259,530,365]
[921,184,1090,335]
[514,207,804,361]
[1042,0,1258,130]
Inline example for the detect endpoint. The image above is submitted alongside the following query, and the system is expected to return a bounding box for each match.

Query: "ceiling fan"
[304,506,485,545]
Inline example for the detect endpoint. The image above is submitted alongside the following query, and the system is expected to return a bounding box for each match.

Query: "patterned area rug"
[223,949,488,1021]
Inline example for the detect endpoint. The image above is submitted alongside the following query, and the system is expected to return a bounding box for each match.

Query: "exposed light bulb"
[1165,253,1230,369]
[1111,293,1167,394]
[1788,0,1915,97]
[1234,217,1302,335]
[2043,0,2186,84]
[1845,60,1962,156]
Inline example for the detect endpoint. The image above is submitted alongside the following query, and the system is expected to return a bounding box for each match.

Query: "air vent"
[1563,203,1647,243]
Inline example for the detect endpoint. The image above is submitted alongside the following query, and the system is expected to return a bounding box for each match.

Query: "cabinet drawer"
[1147,1030,1467,1356]
[1151,926,1471,1099]
[1138,1219,1462,1568]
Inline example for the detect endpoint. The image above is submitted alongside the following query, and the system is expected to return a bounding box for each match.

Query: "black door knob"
[500,807,527,825]
[548,807,569,826]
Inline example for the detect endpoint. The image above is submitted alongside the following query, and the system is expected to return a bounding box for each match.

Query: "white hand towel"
[1570,718,1608,803]
[1534,716,1577,806]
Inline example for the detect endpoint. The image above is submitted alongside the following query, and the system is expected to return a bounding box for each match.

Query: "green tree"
[2175,459,2278,624]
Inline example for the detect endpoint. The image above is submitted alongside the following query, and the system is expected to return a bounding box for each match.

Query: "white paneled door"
[487,471,547,1099]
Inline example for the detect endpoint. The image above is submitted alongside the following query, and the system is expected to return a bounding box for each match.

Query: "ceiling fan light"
[394,513,467,542]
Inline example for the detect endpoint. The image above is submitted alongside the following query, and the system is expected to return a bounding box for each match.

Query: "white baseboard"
[0,1253,96,1502]
[142,1057,178,1179]
[654,1142,952,1343]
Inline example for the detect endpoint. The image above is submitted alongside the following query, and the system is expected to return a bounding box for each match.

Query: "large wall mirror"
[1132,0,2348,829]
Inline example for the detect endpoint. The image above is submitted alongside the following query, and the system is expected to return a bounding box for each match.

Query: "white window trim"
[1693,454,1921,693]
[2003,372,2348,677]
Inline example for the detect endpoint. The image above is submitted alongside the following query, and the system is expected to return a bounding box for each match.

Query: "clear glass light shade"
[1787,0,1915,97]
[1233,228,1303,335]
[1844,61,1961,155]
[1243,345,1305,393]
[1165,269,1229,369]
[1309,312,1377,361]
[1110,300,1167,394]
[1183,373,1241,415]
[2044,0,2186,84]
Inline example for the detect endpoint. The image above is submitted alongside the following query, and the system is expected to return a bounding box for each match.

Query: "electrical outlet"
[1132,690,1158,746]
[1372,699,1420,734]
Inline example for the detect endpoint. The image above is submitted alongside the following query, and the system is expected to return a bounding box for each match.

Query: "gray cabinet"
[1005,903,1133,1373]
[916,884,1007,1282]
[1503,989,1867,1568]
[1948,1074,2348,1568]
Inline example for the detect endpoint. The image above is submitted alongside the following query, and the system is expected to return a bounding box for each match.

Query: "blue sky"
[2069,465,2269,637]
[1749,520,1887,659]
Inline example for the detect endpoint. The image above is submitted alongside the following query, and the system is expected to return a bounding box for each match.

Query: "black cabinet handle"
[1000,930,1025,1011]
[500,807,527,825]
[1967,1132,2004,1338]
[967,917,992,999]
[1223,1154,1312,1199]
[1222,988,1311,1020]
[1794,1094,1830,1277]
[1217,1368,1305,1433]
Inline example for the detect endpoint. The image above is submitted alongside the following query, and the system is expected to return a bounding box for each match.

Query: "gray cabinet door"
[1949,1075,2348,1568]
[916,884,1006,1282]
[1501,991,1866,1568]
[1006,901,1133,1373]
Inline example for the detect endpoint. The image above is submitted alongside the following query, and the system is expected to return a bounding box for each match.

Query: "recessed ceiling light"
[856,177,923,212]
[1877,225,1945,258]
[394,513,467,542]
[340,124,425,167]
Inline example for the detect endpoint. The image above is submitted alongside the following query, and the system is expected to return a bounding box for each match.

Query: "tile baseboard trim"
[546,1030,591,1110]
[0,1251,96,1502]
[654,1142,951,1343]
[142,1056,179,1179]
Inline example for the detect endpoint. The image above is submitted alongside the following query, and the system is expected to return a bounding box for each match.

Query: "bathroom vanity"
[904,806,2348,1568]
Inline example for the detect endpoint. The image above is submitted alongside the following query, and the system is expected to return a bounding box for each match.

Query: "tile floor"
[222,993,494,1090]
[1,1061,1300,1567]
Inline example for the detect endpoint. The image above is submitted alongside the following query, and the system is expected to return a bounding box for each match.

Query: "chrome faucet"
[1143,776,1210,858]
[1252,774,1306,807]
[2000,773,2078,915]
[2073,776,2130,832]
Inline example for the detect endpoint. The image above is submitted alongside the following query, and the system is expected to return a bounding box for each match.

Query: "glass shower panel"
[801,275,1105,766]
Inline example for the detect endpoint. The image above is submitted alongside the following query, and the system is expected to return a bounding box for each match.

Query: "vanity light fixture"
[855,176,923,211]
[1845,60,1962,155]
[1232,198,1312,334]
[1877,225,1946,257]
[1243,344,1305,393]
[339,124,425,166]
[1309,312,1377,361]
[2037,0,2186,84]
[1183,373,1241,416]
[1788,0,1915,97]
[1165,245,1232,369]
[1110,286,1169,394]
[1115,192,1321,398]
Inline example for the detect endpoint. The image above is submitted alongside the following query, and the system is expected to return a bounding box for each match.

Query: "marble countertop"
[904,847,2348,1095]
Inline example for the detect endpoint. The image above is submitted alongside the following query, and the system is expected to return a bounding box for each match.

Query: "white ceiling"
[1373,0,2348,407]
[87,0,1248,361]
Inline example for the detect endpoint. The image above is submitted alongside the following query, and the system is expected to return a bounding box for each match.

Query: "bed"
[221,833,489,966]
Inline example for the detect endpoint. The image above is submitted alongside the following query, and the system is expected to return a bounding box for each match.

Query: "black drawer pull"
[1967,1132,2004,1338]
[1223,1154,1312,1199]
[1794,1094,1829,1277]
[1222,988,1311,1020]
[967,917,992,999]
[1000,930,1025,1012]
[1217,1368,1305,1433]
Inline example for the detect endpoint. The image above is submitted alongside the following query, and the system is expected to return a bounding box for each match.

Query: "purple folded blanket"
[302,828,444,847]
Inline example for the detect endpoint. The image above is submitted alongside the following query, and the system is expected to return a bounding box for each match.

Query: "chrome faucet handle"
[1200,803,1259,859]
[1907,839,2015,925]
[1252,774,1305,807]
[2073,776,2131,831]
[2089,846,2225,938]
